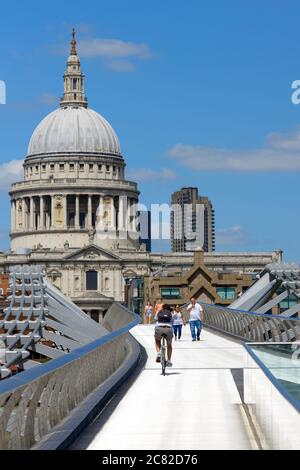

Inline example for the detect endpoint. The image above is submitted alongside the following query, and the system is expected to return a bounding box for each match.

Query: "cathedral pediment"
[63,244,122,261]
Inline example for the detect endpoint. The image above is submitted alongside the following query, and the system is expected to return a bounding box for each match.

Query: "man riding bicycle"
[154,303,173,367]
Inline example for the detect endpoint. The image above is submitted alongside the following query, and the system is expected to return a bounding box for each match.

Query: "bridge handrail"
[0,302,140,449]
[181,302,300,342]
[200,302,300,322]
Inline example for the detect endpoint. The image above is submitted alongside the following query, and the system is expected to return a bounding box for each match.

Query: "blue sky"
[0,0,299,260]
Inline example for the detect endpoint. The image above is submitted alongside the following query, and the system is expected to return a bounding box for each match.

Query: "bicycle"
[160,333,167,376]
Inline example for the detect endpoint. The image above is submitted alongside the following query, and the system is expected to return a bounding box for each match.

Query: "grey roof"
[230,262,300,314]
[0,265,108,379]
[27,107,122,158]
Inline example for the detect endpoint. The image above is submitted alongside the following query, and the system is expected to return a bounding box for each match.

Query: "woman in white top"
[144,302,153,324]
[172,305,185,340]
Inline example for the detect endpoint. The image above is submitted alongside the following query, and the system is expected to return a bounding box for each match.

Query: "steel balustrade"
[0,265,140,449]
[0,302,140,449]
[183,303,300,342]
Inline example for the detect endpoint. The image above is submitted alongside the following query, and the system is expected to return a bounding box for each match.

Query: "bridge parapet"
[182,303,300,342]
[0,265,141,449]
[0,304,140,449]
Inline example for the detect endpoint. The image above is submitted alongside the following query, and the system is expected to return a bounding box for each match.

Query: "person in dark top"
[154,303,173,367]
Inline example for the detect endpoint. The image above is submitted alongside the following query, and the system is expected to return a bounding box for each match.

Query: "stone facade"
[0,248,283,322]
[144,248,257,314]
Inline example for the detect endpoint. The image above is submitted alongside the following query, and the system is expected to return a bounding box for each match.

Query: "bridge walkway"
[71,325,259,450]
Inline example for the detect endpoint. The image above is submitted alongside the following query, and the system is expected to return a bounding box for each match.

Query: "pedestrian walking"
[186,297,204,341]
[144,302,153,324]
[172,305,185,340]
[154,298,164,316]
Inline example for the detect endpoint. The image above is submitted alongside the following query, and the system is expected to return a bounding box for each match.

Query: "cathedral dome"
[27,29,122,160]
[27,107,122,158]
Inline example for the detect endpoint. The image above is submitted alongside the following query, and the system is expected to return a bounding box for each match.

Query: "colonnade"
[11,193,139,233]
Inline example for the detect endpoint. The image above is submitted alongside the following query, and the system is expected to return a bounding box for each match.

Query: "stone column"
[127,198,131,232]
[30,197,34,230]
[118,194,126,231]
[110,196,116,230]
[63,195,68,228]
[22,198,26,229]
[14,200,17,231]
[75,195,80,229]
[39,196,44,230]
[45,211,50,230]
[98,311,104,323]
[128,198,137,232]
[51,196,55,228]
[11,199,15,231]
[131,199,136,231]
[87,195,92,228]
[97,195,104,228]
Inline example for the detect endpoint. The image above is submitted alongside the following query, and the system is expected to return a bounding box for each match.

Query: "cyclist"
[154,303,173,367]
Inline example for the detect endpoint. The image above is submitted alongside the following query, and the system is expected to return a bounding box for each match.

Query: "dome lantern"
[60,29,88,109]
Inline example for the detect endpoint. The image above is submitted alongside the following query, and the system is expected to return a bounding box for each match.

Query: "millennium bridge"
[0,264,300,450]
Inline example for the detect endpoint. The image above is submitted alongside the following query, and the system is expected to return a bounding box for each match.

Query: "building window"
[106,165,110,172]
[68,212,75,227]
[90,310,99,322]
[41,164,46,172]
[79,163,84,171]
[113,166,116,172]
[70,163,74,171]
[86,270,98,291]
[216,287,236,300]
[50,164,54,172]
[59,164,64,171]
[98,164,102,171]
[35,165,39,173]
[160,288,181,299]
[80,212,86,228]
[89,164,94,171]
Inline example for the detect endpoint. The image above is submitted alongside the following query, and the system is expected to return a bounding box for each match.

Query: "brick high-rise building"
[171,187,215,252]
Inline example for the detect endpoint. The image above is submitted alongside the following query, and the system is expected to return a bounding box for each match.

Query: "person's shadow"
[162,372,181,376]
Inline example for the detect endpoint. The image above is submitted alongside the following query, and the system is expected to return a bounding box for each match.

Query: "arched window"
[86,270,98,291]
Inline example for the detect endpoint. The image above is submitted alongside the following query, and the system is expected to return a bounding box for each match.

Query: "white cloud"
[127,167,177,182]
[37,93,58,106]
[103,60,136,73]
[167,125,300,171]
[7,93,58,113]
[215,226,250,246]
[78,38,152,59]
[0,160,23,192]
[53,37,152,72]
